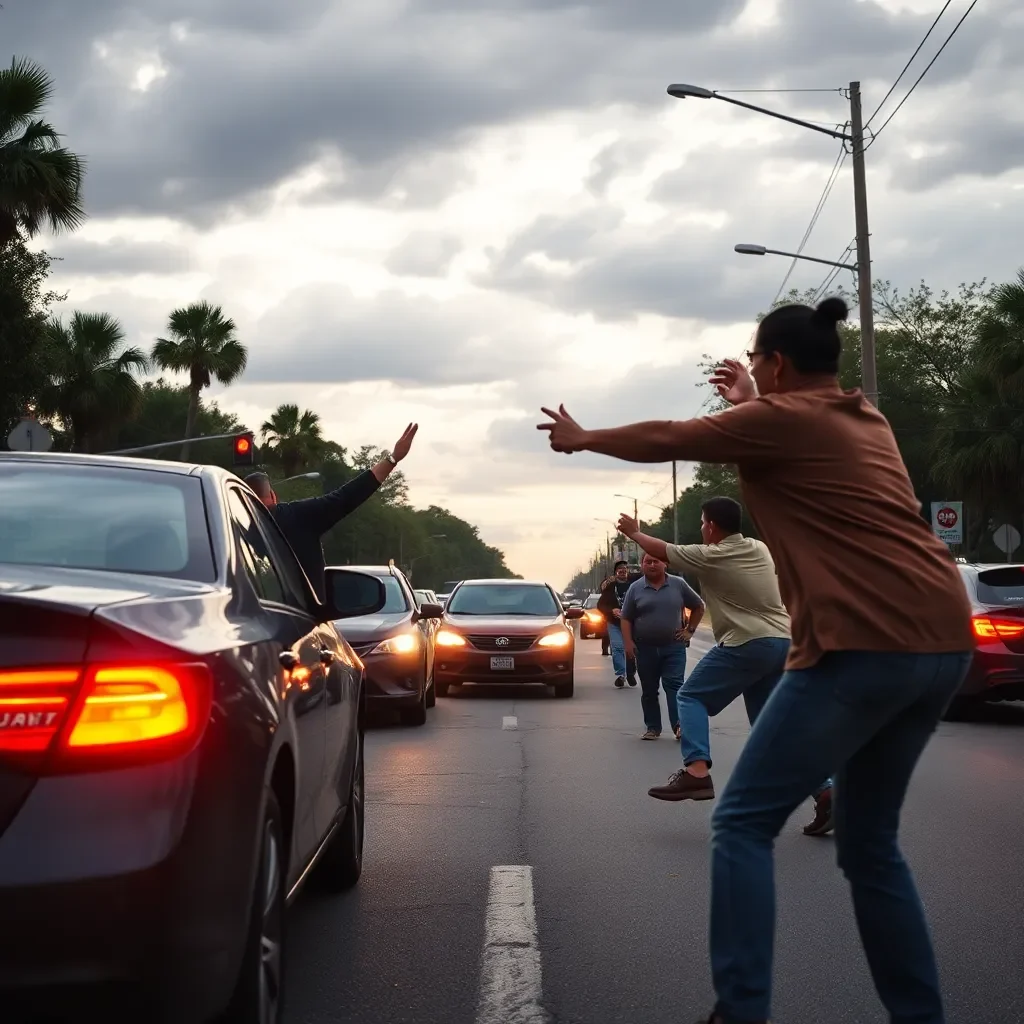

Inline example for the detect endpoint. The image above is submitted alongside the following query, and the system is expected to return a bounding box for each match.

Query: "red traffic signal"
[233,432,255,466]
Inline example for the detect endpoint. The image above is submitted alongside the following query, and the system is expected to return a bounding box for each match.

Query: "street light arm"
[742,246,856,270]
[668,85,849,140]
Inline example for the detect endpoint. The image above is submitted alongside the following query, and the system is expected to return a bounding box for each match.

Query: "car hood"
[443,613,564,633]
[332,611,412,641]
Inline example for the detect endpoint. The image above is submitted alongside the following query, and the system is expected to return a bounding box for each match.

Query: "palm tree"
[151,301,247,460]
[976,269,1024,402]
[261,404,324,478]
[0,58,85,247]
[36,312,148,452]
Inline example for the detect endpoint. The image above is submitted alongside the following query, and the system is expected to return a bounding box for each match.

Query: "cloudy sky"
[8,0,1023,584]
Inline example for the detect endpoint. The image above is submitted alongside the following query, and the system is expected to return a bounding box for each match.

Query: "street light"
[669,81,877,407]
[734,243,857,272]
[278,471,321,483]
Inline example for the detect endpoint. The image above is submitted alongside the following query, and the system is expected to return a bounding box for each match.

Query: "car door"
[403,573,435,683]
[226,487,327,869]
[240,492,360,838]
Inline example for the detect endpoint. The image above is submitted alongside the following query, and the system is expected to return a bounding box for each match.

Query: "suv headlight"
[538,630,572,648]
[370,632,421,656]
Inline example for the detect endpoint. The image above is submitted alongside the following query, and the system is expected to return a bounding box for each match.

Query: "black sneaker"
[803,787,835,836]
[627,674,637,687]
[614,675,625,688]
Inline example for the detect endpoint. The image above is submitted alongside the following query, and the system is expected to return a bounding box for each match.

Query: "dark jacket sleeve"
[596,582,617,616]
[276,470,382,537]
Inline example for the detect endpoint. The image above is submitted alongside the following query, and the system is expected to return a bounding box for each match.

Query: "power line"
[866,1,953,128]
[871,0,980,140]
[811,238,856,302]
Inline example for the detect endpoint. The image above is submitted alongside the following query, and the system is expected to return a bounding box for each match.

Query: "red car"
[433,580,583,698]
[949,562,1024,718]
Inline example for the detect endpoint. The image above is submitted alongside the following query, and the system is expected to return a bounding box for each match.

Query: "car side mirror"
[414,602,444,621]
[565,607,585,620]
[322,568,387,621]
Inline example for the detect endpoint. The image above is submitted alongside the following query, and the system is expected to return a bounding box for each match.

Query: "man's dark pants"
[633,639,687,734]
[708,649,971,1024]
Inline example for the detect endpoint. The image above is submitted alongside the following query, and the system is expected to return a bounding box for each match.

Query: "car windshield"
[973,566,1024,606]
[0,462,215,582]
[447,583,560,616]
[584,595,600,608]
[375,575,409,613]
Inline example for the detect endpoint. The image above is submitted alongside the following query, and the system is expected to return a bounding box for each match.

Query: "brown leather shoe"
[803,787,835,836]
[649,769,715,802]
[641,729,661,740]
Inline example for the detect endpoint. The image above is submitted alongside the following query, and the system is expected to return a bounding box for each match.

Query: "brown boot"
[803,787,835,836]
[648,769,715,802]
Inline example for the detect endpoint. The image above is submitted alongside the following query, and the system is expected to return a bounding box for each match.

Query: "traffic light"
[233,432,255,466]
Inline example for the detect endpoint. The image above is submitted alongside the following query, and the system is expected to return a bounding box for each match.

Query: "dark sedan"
[326,565,443,726]
[433,580,584,698]
[578,593,608,641]
[0,452,388,1024]
[949,562,1024,718]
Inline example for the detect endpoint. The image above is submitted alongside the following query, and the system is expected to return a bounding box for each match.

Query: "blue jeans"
[606,621,635,681]
[634,640,687,733]
[709,649,972,1024]
[677,638,789,768]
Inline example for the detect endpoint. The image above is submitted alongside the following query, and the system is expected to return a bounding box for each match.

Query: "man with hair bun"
[539,296,973,1024]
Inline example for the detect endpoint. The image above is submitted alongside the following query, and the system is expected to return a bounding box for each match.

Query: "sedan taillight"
[0,662,212,772]
[972,615,1024,642]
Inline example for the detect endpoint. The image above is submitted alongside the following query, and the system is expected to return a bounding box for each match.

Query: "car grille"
[466,634,537,651]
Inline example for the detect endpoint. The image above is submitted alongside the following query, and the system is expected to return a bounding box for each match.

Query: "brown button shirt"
[670,379,974,670]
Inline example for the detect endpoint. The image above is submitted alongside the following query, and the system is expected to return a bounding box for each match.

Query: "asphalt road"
[284,630,1024,1024]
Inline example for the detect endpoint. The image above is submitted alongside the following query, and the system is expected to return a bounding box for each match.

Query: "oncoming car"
[433,580,583,698]
[578,593,607,641]
[0,451,386,1024]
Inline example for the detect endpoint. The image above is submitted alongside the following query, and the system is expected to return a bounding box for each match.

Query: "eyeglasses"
[745,350,764,363]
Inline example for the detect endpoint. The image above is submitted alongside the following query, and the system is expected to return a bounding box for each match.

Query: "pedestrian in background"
[538,296,973,1024]
[618,501,833,836]
[620,552,705,740]
[597,560,641,687]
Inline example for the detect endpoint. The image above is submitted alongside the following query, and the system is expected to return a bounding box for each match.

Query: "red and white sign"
[930,501,963,545]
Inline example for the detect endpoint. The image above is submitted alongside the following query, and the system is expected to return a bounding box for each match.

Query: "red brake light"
[0,663,211,771]
[972,615,1024,642]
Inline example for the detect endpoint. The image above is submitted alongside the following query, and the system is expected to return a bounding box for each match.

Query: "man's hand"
[537,405,588,453]
[675,626,693,642]
[612,608,621,619]
[392,423,418,462]
[617,513,640,538]
[709,359,757,406]
[624,640,636,661]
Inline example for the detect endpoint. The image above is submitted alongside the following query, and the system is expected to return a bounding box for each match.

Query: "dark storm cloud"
[5,0,1009,224]
[242,285,560,385]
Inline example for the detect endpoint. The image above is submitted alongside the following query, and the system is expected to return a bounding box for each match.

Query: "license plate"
[490,656,515,671]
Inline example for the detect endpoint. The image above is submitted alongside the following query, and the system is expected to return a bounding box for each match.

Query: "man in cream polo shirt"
[617,498,833,835]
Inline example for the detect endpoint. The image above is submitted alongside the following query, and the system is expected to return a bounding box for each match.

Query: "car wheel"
[554,676,574,699]
[220,789,286,1024]
[435,680,450,698]
[317,723,365,891]
[402,686,428,726]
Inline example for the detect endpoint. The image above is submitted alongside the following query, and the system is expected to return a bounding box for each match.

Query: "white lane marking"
[477,865,550,1024]
[502,715,518,731]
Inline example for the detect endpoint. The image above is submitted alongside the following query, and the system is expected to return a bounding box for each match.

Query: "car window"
[227,489,286,605]
[239,491,318,615]
[584,595,600,609]
[0,462,215,582]
[447,583,560,616]
[378,575,409,613]
[974,566,1024,606]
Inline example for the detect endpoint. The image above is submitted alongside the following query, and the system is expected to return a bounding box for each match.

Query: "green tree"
[0,58,85,247]
[260,403,324,479]
[0,237,62,435]
[109,378,247,467]
[36,311,147,452]
[351,444,409,506]
[151,301,247,460]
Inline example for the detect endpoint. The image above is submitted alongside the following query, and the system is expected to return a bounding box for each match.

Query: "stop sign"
[936,506,959,529]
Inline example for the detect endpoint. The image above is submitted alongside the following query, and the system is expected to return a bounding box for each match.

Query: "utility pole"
[849,81,878,408]
[671,461,679,544]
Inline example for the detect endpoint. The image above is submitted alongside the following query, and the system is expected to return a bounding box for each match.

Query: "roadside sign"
[6,418,53,453]
[992,524,1021,556]
[930,501,963,545]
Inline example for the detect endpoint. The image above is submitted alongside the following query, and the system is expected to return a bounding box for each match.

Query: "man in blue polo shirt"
[621,552,705,740]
